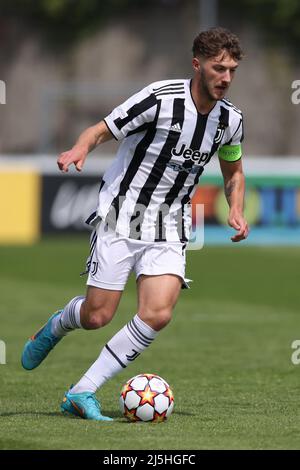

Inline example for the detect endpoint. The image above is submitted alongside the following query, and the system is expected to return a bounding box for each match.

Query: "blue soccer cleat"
[21,311,63,370]
[61,387,113,421]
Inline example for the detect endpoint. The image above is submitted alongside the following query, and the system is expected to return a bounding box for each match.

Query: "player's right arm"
[58,82,158,173]
[57,120,113,173]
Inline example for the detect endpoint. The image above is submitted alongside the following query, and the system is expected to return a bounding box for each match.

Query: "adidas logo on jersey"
[170,122,182,133]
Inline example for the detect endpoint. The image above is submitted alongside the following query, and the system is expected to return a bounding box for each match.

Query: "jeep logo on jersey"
[171,144,210,164]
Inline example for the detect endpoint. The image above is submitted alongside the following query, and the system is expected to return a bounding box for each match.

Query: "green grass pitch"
[0,237,300,450]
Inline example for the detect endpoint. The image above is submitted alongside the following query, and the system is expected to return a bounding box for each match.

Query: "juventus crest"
[214,124,226,144]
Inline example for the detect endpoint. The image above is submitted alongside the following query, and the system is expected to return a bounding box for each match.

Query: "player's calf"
[79,286,122,330]
[80,307,115,329]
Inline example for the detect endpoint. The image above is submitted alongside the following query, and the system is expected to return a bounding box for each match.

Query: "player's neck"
[190,78,217,115]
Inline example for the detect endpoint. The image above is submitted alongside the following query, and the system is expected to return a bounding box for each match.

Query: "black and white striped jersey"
[88,79,244,242]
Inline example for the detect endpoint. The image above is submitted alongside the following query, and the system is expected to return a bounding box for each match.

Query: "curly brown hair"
[192,27,244,61]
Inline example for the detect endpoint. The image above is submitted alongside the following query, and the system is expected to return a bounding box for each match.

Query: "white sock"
[51,296,85,338]
[70,376,97,394]
[71,314,158,394]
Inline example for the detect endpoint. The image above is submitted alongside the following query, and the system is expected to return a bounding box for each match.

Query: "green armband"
[218,144,242,162]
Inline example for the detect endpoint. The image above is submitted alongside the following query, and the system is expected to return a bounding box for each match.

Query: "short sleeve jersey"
[88,79,244,242]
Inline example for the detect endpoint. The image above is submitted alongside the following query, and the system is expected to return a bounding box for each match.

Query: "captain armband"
[218,144,242,162]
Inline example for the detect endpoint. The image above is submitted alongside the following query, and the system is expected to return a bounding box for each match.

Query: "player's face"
[193,50,239,101]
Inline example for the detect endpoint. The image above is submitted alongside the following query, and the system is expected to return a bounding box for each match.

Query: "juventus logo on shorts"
[91,261,99,276]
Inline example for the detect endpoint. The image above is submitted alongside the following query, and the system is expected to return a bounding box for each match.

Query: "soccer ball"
[119,373,174,422]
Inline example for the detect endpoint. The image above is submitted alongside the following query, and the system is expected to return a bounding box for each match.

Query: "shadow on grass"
[0,410,194,421]
[0,411,64,418]
[0,410,121,419]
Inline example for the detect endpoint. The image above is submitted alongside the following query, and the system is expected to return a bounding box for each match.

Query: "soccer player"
[21,27,249,421]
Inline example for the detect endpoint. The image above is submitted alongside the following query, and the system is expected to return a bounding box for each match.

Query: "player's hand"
[228,210,249,242]
[57,145,88,173]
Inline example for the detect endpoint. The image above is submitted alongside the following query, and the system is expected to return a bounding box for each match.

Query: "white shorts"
[85,222,187,291]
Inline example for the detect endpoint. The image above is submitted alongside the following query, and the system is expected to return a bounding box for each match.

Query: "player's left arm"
[219,157,249,242]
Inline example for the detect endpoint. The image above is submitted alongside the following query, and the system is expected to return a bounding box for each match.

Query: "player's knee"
[81,306,113,330]
[141,308,172,332]
[155,311,172,331]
